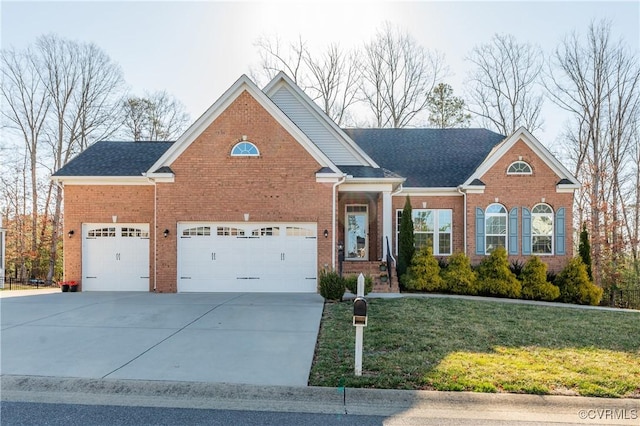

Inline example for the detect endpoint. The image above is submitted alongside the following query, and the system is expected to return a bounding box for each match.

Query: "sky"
[1,1,639,151]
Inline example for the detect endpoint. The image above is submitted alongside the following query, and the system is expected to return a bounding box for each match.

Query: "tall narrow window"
[532,204,553,254]
[485,204,507,254]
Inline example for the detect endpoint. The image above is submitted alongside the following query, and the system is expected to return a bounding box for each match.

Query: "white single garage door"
[177,222,317,292]
[82,224,150,291]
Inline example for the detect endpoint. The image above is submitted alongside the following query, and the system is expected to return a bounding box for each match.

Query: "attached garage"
[177,222,317,293]
[82,224,150,291]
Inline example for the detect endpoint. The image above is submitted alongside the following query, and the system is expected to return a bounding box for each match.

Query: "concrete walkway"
[0,291,324,386]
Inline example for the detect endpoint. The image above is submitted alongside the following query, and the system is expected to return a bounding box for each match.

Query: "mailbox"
[353,297,367,326]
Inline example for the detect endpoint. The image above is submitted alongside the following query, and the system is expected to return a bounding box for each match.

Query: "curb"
[2,375,638,424]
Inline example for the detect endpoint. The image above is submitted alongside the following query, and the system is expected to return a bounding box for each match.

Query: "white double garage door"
[178,222,317,292]
[82,222,318,292]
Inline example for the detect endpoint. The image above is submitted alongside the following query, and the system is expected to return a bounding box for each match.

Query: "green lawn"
[309,297,640,398]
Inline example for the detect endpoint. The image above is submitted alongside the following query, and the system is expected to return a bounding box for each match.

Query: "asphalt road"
[0,401,577,426]
[1,401,386,426]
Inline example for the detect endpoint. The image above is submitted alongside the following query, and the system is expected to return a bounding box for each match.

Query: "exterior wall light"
[68,230,75,238]
[324,229,329,238]
[163,229,170,238]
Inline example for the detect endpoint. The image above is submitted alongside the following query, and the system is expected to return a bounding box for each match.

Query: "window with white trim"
[231,142,259,156]
[507,161,532,175]
[396,209,452,255]
[532,204,553,254]
[485,204,507,254]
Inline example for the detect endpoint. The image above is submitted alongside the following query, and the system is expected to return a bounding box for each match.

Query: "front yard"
[309,297,640,398]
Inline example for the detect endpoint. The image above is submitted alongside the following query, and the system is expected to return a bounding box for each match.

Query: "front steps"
[341,260,400,293]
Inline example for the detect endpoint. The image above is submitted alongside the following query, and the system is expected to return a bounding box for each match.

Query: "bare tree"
[361,22,447,128]
[35,34,126,283]
[252,35,360,126]
[549,20,640,286]
[303,43,361,126]
[121,91,190,141]
[426,83,471,128]
[251,35,307,86]
[1,47,50,274]
[466,33,544,135]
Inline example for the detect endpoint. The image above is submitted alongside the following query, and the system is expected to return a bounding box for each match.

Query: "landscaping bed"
[309,297,640,398]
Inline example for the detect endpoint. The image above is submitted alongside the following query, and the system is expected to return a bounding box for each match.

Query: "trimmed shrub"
[404,247,443,291]
[319,269,345,301]
[520,256,560,301]
[441,252,478,295]
[555,257,603,305]
[476,247,521,298]
[344,274,373,295]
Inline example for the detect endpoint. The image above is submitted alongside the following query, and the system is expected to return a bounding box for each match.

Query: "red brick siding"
[467,139,574,272]
[155,90,334,292]
[62,185,155,291]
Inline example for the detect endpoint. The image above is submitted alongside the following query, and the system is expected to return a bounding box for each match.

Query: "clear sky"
[1,1,639,148]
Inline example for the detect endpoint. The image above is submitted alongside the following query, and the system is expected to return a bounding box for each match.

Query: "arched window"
[485,203,507,254]
[507,161,532,175]
[532,204,553,254]
[231,141,259,156]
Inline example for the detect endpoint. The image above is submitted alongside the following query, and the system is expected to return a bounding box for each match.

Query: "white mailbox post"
[353,273,367,376]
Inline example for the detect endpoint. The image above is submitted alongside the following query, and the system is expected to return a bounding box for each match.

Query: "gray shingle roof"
[52,141,174,177]
[343,128,505,187]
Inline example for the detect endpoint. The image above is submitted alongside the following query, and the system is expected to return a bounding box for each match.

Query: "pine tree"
[426,83,471,128]
[398,197,415,282]
[578,223,593,280]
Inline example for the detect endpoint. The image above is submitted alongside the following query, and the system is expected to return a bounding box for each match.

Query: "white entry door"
[82,224,150,291]
[177,223,317,292]
[345,205,368,260]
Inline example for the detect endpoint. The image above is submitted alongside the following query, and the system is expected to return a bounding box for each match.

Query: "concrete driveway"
[0,291,324,386]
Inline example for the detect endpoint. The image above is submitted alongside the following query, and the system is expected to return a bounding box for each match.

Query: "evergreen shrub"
[441,252,478,295]
[520,256,560,301]
[319,269,345,301]
[555,258,603,305]
[344,274,373,295]
[476,247,521,298]
[404,247,443,291]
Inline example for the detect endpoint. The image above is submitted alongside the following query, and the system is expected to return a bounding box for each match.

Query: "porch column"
[382,190,393,259]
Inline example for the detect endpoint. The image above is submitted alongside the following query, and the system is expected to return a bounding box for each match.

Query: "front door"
[345,205,368,260]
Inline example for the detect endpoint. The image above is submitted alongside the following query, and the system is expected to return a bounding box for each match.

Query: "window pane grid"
[396,208,452,255]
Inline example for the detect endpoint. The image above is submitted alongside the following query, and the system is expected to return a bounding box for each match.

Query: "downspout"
[149,177,157,292]
[331,174,347,270]
[386,184,404,265]
[457,186,467,255]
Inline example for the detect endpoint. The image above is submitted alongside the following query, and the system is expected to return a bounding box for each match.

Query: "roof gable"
[344,128,505,188]
[263,72,377,167]
[147,74,341,175]
[462,127,579,188]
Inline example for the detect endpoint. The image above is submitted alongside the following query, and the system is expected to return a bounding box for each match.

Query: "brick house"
[52,73,579,293]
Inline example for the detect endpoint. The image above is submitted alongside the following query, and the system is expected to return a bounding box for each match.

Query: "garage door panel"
[177,222,317,293]
[82,224,149,291]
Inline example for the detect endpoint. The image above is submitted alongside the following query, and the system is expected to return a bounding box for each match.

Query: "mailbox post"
[353,273,367,376]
